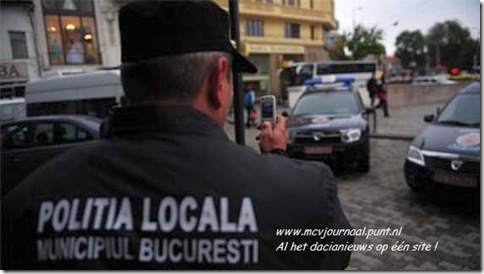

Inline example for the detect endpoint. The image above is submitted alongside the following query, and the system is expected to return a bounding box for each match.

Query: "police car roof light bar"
[303,75,355,88]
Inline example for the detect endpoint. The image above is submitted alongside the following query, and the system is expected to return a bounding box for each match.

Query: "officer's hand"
[256,115,288,152]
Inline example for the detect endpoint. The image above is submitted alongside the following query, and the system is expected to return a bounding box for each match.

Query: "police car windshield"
[437,93,481,127]
[293,91,359,116]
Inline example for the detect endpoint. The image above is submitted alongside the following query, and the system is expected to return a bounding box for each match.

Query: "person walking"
[366,71,378,106]
[243,85,256,128]
[375,71,390,117]
[2,1,353,270]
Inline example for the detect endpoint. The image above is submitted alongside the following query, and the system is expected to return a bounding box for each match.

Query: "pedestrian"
[366,71,378,106]
[243,85,256,128]
[375,71,390,117]
[1,1,352,270]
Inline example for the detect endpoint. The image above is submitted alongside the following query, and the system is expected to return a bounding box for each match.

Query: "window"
[43,0,100,65]
[310,0,314,9]
[2,125,30,149]
[32,122,92,146]
[9,32,28,59]
[245,20,264,37]
[311,25,316,40]
[34,123,54,146]
[293,92,360,116]
[54,123,92,143]
[42,0,93,13]
[287,0,296,6]
[285,23,300,38]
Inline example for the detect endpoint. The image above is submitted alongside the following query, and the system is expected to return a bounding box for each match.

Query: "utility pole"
[228,0,245,145]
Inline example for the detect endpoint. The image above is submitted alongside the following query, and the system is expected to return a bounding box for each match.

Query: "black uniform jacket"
[2,105,353,270]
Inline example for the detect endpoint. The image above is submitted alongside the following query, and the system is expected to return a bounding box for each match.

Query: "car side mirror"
[282,111,289,117]
[424,114,435,123]
[364,108,375,115]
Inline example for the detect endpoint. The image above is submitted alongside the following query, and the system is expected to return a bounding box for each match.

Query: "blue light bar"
[303,75,356,87]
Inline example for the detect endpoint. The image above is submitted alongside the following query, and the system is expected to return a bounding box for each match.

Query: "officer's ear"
[207,56,230,109]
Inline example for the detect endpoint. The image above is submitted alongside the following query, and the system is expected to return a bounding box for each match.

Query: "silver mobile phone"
[260,95,277,125]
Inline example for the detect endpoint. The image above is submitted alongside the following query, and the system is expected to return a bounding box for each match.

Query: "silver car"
[1,115,102,196]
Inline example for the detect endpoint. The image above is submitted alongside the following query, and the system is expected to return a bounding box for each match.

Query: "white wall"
[94,0,122,67]
[0,5,40,81]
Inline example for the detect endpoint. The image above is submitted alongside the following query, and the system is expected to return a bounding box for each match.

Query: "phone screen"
[261,99,274,119]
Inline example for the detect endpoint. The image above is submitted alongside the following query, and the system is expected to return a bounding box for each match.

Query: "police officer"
[2,1,353,270]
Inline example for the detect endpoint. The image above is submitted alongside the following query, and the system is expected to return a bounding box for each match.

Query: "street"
[224,102,480,270]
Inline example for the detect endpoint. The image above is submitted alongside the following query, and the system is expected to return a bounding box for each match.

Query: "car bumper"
[287,140,368,165]
[404,160,480,190]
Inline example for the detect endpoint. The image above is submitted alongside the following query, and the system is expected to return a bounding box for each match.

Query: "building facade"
[1,0,335,101]
[214,0,336,97]
[1,0,122,100]
[0,0,39,99]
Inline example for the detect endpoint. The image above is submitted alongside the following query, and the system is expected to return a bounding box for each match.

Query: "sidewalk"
[369,102,445,140]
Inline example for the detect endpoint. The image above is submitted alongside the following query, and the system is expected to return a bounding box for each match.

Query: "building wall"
[94,0,122,68]
[213,0,336,99]
[6,0,334,101]
[29,0,120,76]
[0,4,40,83]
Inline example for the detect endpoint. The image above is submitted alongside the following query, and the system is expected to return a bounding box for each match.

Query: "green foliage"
[396,20,479,71]
[395,30,426,71]
[428,20,479,70]
[328,24,386,60]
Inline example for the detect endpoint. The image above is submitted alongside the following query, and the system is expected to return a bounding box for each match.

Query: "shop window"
[285,23,300,38]
[43,0,99,65]
[42,0,93,13]
[245,19,264,37]
[9,32,28,59]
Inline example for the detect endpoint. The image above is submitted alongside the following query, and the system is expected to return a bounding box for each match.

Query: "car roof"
[458,81,481,94]
[0,115,102,126]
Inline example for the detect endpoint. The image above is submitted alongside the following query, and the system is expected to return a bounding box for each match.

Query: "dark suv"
[404,81,480,191]
[285,80,372,172]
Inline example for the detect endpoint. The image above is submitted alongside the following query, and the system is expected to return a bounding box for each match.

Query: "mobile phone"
[260,95,277,125]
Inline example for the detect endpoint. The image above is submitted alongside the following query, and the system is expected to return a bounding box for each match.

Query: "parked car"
[285,77,373,173]
[412,75,457,85]
[1,115,102,196]
[404,81,480,192]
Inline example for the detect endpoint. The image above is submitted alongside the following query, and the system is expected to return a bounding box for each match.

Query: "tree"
[328,24,386,60]
[427,20,478,70]
[328,35,350,60]
[346,24,386,60]
[394,30,426,72]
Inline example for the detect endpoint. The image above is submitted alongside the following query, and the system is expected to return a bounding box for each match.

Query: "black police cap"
[119,1,257,73]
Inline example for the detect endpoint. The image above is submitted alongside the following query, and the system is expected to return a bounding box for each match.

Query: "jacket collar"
[107,104,229,140]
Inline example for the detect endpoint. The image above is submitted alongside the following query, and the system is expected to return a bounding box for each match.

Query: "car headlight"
[406,146,425,166]
[340,128,362,143]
